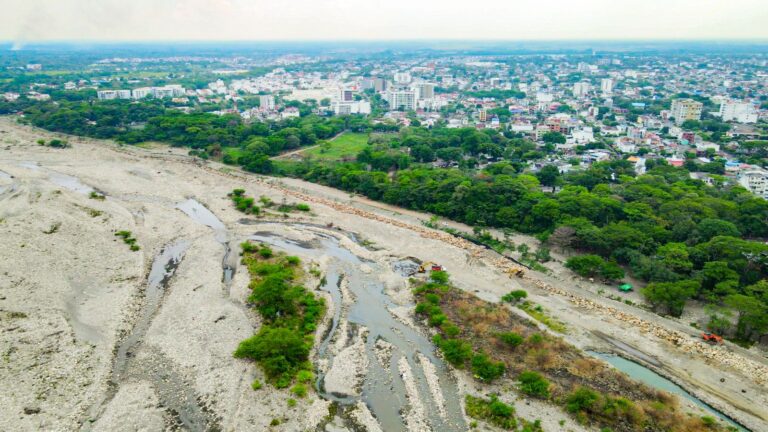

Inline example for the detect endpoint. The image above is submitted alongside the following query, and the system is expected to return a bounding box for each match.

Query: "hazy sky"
[3,0,768,42]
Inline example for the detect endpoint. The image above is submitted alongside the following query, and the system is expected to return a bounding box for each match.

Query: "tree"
[548,226,577,252]
[542,131,566,144]
[655,243,692,274]
[697,218,741,242]
[565,254,605,278]
[502,290,528,303]
[641,280,699,317]
[724,294,768,341]
[536,165,561,192]
[599,261,625,281]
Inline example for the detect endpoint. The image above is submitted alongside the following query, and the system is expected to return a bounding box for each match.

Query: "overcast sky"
[3,0,768,42]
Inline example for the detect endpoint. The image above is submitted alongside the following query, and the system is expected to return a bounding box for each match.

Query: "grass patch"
[303,133,369,160]
[517,301,568,333]
[465,394,517,430]
[115,230,140,251]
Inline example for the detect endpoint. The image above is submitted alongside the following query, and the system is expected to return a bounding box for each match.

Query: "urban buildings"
[259,95,276,110]
[719,101,758,123]
[670,98,703,125]
[386,89,416,111]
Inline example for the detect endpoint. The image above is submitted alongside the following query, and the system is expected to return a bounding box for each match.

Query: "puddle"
[587,351,748,431]
[250,233,466,432]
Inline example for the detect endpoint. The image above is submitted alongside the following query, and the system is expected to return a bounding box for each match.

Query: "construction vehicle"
[417,261,445,273]
[504,267,525,278]
[701,333,724,344]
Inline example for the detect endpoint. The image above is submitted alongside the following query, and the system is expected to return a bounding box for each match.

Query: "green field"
[303,133,369,160]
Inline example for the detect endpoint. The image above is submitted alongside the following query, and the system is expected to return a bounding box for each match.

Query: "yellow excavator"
[417,261,445,273]
[504,267,525,278]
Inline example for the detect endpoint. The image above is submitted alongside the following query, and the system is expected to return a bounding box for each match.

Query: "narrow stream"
[587,351,749,431]
[113,240,190,381]
[176,199,236,291]
[250,232,467,432]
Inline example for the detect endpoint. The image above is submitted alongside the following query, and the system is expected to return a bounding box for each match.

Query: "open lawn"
[302,133,369,161]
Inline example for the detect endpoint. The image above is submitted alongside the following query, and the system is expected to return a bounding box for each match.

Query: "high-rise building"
[386,89,416,111]
[478,109,488,122]
[572,82,591,98]
[719,101,758,123]
[670,99,703,125]
[414,83,435,100]
[259,95,275,110]
[600,78,613,94]
[393,72,412,84]
[373,78,387,92]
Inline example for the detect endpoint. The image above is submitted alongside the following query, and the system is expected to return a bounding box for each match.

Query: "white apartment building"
[719,101,758,123]
[600,78,613,94]
[259,95,275,110]
[572,82,591,98]
[393,72,412,84]
[670,99,703,125]
[332,100,371,115]
[738,169,768,199]
[413,82,435,100]
[387,89,416,111]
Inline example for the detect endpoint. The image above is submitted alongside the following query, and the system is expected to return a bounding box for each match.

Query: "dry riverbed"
[1,117,766,431]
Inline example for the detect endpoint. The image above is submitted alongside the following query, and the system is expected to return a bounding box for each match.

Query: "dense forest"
[6,98,768,343]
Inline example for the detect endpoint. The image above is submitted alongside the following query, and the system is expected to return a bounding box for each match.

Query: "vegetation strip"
[414,271,734,432]
[233,240,324,391]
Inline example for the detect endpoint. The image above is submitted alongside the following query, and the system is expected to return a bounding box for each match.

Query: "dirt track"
[1,117,766,431]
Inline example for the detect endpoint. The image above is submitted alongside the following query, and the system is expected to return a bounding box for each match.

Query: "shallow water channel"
[250,232,467,432]
[588,352,748,431]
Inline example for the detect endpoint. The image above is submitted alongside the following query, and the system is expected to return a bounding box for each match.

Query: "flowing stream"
[250,232,467,432]
[587,351,749,431]
[176,199,236,291]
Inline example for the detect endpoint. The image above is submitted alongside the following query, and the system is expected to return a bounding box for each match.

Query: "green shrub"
[565,254,605,278]
[465,394,517,430]
[498,332,524,348]
[291,384,307,398]
[295,203,311,211]
[287,398,297,407]
[251,379,262,390]
[296,370,314,384]
[518,371,550,399]
[435,336,472,367]
[471,353,505,382]
[258,247,274,258]
[566,387,600,414]
[430,270,449,284]
[234,326,309,383]
[241,241,257,253]
[284,256,300,266]
[442,322,461,337]
[501,290,528,303]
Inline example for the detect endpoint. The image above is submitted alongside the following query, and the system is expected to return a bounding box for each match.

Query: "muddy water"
[113,240,190,380]
[176,199,236,291]
[250,232,467,432]
[588,351,749,431]
[88,240,215,431]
